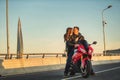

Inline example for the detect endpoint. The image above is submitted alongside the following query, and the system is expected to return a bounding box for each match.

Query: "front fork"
[81,55,90,69]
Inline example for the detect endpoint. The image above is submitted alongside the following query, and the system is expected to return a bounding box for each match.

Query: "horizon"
[0,0,120,53]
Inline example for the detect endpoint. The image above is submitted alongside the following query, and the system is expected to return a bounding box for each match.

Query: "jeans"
[64,49,74,74]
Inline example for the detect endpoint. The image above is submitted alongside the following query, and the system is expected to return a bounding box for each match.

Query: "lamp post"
[102,5,112,56]
[6,0,10,59]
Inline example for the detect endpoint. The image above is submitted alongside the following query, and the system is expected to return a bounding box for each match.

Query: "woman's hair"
[64,27,73,42]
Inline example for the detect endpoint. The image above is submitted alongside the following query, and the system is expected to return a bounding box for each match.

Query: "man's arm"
[66,41,75,47]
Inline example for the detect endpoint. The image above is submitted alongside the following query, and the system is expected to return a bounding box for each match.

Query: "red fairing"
[88,45,93,59]
[72,52,82,64]
[72,44,94,64]
[77,44,87,54]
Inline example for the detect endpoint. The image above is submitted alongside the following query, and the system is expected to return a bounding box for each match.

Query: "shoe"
[91,72,95,75]
[64,72,68,77]
[70,71,75,76]
[0,75,2,77]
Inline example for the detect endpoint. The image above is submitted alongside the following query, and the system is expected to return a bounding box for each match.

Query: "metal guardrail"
[0,53,66,59]
[0,53,120,59]
[92,53,103,56]
[92,53,120,56]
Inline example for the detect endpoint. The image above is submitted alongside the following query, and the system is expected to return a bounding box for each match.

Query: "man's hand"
[75,37,79,42]
[74,44,79,48]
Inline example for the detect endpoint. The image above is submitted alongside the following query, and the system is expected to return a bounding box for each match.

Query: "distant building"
[104,48,120,55]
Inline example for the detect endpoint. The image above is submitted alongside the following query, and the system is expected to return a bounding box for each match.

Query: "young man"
[64,26,83,76]
[73,26,95,75]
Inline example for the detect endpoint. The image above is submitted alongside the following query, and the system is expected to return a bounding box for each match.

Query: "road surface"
[1,62,120,80]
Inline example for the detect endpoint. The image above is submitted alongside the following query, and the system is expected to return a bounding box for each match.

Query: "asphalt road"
[1,62,120,80]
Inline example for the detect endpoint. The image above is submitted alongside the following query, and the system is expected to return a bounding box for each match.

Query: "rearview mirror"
[92,41,97,45]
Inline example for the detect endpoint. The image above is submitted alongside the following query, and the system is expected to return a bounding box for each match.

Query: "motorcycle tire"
[81,60,91,78]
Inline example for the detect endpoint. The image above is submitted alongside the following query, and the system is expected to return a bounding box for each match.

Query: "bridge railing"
[0,53,120,59]
[92,53,120,56]
[0,53,66,59]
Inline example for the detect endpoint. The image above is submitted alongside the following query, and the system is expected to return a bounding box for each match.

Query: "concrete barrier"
[0,56,120,76]
[2,57,66,69]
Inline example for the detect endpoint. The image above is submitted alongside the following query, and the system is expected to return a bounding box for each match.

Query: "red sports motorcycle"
[69,41,97,78]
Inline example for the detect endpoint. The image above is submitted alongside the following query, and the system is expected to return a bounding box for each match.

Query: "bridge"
[0,53,120,80]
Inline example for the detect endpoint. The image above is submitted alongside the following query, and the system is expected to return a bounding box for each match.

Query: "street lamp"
[102,5,112,56]
[6,0,10,59]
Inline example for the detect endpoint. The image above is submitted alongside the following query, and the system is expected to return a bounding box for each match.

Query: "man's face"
[73,28,79,35]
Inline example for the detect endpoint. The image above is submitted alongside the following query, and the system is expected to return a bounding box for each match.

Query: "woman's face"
[70,29,73,35]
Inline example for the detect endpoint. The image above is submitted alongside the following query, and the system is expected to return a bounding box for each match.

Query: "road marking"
[61,75,82,80]
[61,66,120,80]
[96,66,120,74]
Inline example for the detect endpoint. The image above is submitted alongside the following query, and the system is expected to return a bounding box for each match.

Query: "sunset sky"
[0,0,120,53]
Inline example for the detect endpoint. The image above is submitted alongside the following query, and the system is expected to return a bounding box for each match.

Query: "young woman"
[64,27,73,53]
[64,27,73,76]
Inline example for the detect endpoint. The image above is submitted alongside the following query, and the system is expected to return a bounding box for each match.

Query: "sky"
[0,0,120,54]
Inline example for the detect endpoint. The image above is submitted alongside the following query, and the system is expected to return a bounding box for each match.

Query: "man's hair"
[74,26,79,31]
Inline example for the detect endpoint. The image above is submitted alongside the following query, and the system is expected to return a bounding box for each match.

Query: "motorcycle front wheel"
[81,60,91,78]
